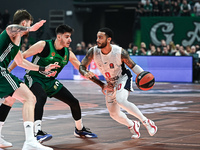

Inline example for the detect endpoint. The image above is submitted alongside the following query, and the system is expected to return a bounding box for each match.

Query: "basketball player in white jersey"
[79,28,157,139]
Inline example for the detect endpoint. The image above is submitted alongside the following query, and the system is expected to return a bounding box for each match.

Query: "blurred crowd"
[126,40,200,83]
[136,0,200,17]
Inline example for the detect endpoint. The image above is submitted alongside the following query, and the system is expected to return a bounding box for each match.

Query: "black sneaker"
[74,127,97,138]
[35,130,52,143]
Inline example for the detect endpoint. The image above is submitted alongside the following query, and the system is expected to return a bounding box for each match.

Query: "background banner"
[10,56,193,83]
[141,17,200,47]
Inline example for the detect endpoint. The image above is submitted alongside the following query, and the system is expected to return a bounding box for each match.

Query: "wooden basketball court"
[1,80,200,150]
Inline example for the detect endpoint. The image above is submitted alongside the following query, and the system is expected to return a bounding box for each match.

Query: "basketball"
[135,71,155,91]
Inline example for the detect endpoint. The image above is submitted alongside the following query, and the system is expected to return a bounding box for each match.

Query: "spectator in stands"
[193,1,200,16]
[179,46,189,56]
[162,46,170,56]
[158,0,165,16]
[138,42,147,55]
[163,0,172,16]
[127,42,134,55]
[150,45,157,55]
[86,43,93,52]
[160,39,167,51]
[180,0,191,16]
[132,45,139,55]
[74,43,86,55]
[144,0,153,16]
[185,45,191,55]
[169,41,177,55]
[190,45,200,83]
[81,41,87,53]
[155,46,162,55]
[141,0,151,5]
[152,0,160,16]
[172,1,181,16]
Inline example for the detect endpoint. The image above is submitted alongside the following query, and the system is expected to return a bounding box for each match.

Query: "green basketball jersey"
[0,30,20,69]
[26,39,70,79]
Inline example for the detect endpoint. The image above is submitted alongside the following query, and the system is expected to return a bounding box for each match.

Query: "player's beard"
[97,41,107,48]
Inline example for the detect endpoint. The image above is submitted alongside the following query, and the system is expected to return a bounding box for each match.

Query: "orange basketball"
[135,71,155,91]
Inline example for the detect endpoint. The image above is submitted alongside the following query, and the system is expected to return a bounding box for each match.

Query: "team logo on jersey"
[109,63,114,69]
[63,55,67,62]
[54,84,58,90]
[51,52,55,56]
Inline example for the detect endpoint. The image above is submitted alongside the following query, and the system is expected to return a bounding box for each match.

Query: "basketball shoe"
[35,130,52,143]
[74,127,97,138]
[22,139,53,150]
[0,137,12,148]
[129,121,140,139]
[143,119,157,136]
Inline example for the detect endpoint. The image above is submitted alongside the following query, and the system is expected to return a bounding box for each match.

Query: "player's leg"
[12,83,53,150]
[0,97,15,148]
[105,96,140,139]
[29,82,52,143]
[53,86,97,138]
[116,75,157,136]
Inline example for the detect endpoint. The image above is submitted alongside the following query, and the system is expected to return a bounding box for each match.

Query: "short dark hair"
[98,27,113,38]
[13,9,33,24]
[56,24,74,35]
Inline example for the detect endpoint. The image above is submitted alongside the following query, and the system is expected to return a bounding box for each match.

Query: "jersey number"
[105,72,111,78]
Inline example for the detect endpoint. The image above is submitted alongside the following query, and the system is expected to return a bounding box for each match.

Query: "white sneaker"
[22,139,53,150]
[129,121,140,139]
[0,137,12,148]
[143,119,157,136]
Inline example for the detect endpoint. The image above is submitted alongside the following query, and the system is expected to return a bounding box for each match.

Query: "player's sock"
[75,119,83,130]
[34,120,42,134]
[0,122,4,136]
[24,121,34,141]
[0,104,11,122]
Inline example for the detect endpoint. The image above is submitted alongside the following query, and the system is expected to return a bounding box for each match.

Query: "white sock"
[75,119,83,130]
[24,121,34,142]
[34,120,42,134]
[0,122,4,136]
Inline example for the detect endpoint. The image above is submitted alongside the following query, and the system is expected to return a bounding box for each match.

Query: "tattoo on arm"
[79,48,94,75]
[7,25,29,36]
[121,48,136,69]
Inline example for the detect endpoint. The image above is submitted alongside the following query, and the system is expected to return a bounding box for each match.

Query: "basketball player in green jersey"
[8,24,97,144]
[0,9,59,150]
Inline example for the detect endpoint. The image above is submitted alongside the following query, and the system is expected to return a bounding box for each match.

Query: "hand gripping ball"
[135,71,155,91]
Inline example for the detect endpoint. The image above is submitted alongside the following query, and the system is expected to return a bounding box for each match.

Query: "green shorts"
[24,74,63,97]
[0,70,23,98]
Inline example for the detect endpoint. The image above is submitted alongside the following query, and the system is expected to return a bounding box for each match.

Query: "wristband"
[132,65,144,75]
[39,66,45,71]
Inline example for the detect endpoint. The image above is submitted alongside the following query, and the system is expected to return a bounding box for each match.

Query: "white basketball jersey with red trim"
[93,44,125,83]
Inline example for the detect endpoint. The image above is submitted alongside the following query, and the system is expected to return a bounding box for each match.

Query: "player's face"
[96,31,108,48]
[23,20,32,37]
[60,32,72,47]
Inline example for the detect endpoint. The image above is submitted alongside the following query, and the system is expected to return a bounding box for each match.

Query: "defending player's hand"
[45,64,60,72]
[29,20,46,32]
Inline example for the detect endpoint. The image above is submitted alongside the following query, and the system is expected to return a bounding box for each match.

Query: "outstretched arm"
[8,41,46,72]
[8,40,59,72]
[69,51,80,70]
[79,48,105,91]
[6,20,46,37]
[121,48,144,75]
